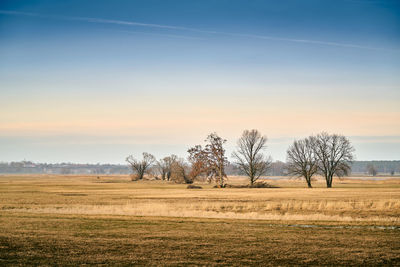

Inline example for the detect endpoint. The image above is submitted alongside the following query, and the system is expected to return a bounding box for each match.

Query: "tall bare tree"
[286,137,318,188]
[232,129,271,186]
[126,152,155,180]
[312,132,355,188]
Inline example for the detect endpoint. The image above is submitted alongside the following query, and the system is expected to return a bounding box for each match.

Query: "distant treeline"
[0,160,398,175]
[0,161,130,175]
[349,161,400,174]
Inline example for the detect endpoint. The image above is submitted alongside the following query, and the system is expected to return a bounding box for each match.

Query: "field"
[1,175,399,265]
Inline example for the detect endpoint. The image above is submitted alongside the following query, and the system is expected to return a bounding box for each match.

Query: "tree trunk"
[326,175,332,188]
[218,168,224,188]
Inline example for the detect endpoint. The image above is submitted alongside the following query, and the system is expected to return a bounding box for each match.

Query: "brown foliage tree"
[187,133,229,187]
[187,145,210,180]
[169,159,193,184]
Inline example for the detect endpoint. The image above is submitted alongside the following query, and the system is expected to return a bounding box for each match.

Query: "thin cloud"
[0,10,397,52]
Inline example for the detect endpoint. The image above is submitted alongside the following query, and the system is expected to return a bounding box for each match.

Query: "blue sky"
[0,0,399,163]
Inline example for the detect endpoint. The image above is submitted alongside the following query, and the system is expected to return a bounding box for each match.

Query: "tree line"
[1,159,397,176]
[126,130,356,188]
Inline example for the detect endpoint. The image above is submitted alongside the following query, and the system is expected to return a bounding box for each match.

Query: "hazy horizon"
[1,0,399,163]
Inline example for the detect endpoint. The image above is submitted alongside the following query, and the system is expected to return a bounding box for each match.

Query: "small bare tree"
[312,132,355,188]
[286,137,318,188]
[126,152,156,181]
[232,129,271,186]
[156,155,178,180]
[366,163,377,176]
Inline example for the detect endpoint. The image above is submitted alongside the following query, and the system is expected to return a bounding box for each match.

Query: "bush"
[223,182,277,188]
[250,182,277,188]
[130,174,140,181]
[170,162,193,184]
[187,185,202,189]
[213,184,227,188]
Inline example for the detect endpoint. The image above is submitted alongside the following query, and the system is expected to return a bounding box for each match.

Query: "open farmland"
[0,174,399,265]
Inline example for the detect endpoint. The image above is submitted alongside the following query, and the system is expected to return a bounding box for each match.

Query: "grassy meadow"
[0,174,399,265]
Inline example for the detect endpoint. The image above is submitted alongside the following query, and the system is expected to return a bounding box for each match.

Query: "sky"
[0,0,399,163]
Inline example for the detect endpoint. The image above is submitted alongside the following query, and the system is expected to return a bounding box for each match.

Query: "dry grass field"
[0,174,399,265]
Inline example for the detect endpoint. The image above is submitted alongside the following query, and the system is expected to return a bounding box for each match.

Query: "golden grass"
[1,174,399,223]
[1,213,399,265]
[1,175,399,265]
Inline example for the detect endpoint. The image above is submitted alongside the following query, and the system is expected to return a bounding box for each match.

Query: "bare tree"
[366,163,377,176]
[126,152,156,181]
[165,155,178,180]
[156,159,168,180]
[286,137,318,188]
[312,132,355,188]
[232,129,271,186]
[156,155,178,180]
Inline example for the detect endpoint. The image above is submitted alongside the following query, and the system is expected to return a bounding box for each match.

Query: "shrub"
[250,182,277,188]
[223,182,277,188]
[170,161,193,184]
[130,174,140,181]
[187,185,202,189]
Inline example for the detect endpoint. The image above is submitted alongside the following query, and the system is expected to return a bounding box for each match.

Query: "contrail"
[114,29,205,40]
[0,10,397,52]
[0,10,191,30]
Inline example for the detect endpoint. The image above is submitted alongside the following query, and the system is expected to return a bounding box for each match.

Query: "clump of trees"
[286,132,355,188]
[125,133,229,186]
[232,129,272,186]
[125,131,355,189]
